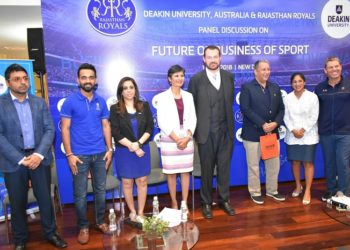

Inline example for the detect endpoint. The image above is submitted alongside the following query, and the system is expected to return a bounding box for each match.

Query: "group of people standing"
[0,46,349,250]
[240,56,350,208]
[58,45,235,246]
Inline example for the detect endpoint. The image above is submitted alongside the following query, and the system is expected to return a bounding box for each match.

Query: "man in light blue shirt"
[0,64,67,250]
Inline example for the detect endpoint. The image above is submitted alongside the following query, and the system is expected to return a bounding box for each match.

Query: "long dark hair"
[115,76,143,115]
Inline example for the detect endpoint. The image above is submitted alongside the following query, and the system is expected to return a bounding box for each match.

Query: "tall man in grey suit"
[188,45,235,219]
[0,64,67,250]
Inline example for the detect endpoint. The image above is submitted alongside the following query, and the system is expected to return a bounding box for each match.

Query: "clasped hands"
[175,136,190,150]
[291,128,305,138]
[22,154,42,170]
[262,122,278,133]
[128,142,145,157]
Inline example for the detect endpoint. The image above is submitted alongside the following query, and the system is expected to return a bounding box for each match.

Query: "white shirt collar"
[9,91,29,101]
[205,68,221,90]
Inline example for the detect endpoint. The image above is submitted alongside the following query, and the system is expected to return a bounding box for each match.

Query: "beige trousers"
[243,140,280,196]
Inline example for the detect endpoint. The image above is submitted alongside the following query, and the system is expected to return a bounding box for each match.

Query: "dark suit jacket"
[239,79,285,142]
[109,101,154,147]
[188,69,234,144]
[0,93,55,173]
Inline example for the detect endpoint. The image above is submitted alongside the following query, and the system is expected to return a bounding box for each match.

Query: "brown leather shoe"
[77,228,89,245]
[95,223,109,234]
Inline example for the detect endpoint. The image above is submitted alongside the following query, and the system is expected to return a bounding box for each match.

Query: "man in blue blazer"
[188,45,235,219]
[0,64,67,249]
[240,60,285,205]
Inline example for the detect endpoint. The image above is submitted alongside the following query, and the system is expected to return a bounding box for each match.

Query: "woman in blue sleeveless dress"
[109,77,154,223]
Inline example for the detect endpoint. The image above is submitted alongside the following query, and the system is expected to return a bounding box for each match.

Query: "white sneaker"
[266,193,286,201]
[335,191,344,197]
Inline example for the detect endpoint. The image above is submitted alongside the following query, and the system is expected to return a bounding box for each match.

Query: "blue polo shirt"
[60,91,109,155]
[315,77,350,135]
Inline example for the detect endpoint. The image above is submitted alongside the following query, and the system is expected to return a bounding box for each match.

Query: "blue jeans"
[73,152,106,229]
[320,135,350,195]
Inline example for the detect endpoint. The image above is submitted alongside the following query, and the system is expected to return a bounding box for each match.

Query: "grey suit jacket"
[188,69,234,144]
[0,93,55,173]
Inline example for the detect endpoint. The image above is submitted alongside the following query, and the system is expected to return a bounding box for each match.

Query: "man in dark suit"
[188,45,235,219]
[0,64,67,249]
[240,60,285,205]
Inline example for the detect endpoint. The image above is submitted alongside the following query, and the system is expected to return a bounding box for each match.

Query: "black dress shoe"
[201,204,213,219]
[219,202,235,216]
[14,244,25,250]
[47,234,67,249]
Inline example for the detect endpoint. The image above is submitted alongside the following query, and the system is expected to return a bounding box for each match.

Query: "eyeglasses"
[80,76,96,81]
[8,76,29,83]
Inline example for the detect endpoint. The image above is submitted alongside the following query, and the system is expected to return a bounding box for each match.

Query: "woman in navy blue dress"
[110,77,153,223]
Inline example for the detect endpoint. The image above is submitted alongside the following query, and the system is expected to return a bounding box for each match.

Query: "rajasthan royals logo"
[87,0,137,36]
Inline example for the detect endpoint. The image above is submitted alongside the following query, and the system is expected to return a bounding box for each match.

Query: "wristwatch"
[137,141,143,149]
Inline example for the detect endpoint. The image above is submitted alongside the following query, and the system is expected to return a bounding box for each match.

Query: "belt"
[22,148,35,153]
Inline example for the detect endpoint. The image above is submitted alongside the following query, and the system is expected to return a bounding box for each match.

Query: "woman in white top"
[157,65,197,209]
[284,72,319,205]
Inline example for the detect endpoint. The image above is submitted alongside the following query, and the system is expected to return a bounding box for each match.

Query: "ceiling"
[0,2,42,59]
[0,0,40,5]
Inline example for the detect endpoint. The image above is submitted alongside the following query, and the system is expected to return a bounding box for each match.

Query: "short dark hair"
[290,72,306,84]
[77,63,97,78]
[203,45,221,57]
[167,65,185,85]
[253,59,269,70]
[5,64,28,81]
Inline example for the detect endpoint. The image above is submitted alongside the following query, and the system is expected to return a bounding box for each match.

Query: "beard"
[79,83,96,92]
[205,62,220,71]
[12,88,28,95]
[12,83,29,95]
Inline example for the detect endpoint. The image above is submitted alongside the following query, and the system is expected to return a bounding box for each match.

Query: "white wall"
[0,0,40,5]
[0,3,42,59]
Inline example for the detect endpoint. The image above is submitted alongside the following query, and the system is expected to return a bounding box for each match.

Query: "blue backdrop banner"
[41,0,350,204]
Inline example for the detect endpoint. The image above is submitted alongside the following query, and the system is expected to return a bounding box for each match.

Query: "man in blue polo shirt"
[60,63,113,245]
[315,57,350,201]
